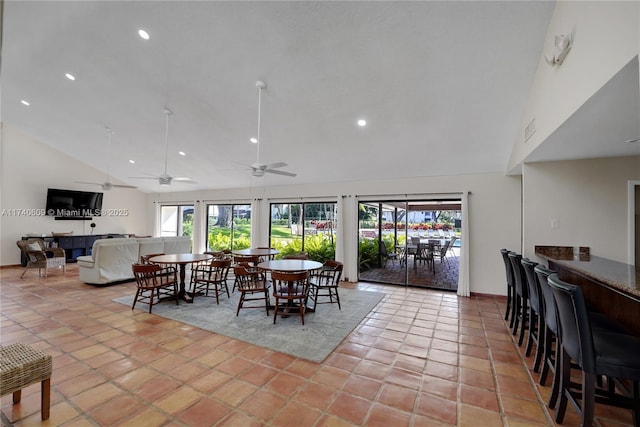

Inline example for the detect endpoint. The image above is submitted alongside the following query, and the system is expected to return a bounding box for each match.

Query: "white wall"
[1,124,152,266]
[509,1,639,171]
[150,172,523,296]
[523,155,640,264]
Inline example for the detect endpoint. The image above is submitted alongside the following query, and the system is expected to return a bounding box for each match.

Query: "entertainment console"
[20,234,125,266]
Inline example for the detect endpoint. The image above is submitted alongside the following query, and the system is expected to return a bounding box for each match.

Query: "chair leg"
[41,377,51,420]
[334,287,341,310]
[12,389,21,404]
[525,308,535,356]
[532,314,544,373]
[273,297,279,324]
[236,292,244,316]
[518,298,528,346]
[548,335,561,409]
[581,372,596,427]
[299,298,305,325]
[264,289,270,316]
[132,289,141,310]
[555,347,571,422]
[539,325,552,386]
[512,297,521,336]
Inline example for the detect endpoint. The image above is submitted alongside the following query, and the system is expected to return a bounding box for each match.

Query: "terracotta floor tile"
[377,383,417,412]
[415,392,458,424]
[272,400,322,427]
[293,382,338,411]
[460,383,500,412]
[3,265,636,427]
[327,392,371,425]
[365,403,412,427]
[176,397,230,426]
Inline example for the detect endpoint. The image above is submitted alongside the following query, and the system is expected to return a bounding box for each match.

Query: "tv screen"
[46,188,103,218]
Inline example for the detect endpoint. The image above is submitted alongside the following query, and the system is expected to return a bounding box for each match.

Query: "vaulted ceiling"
[2,1,580,193]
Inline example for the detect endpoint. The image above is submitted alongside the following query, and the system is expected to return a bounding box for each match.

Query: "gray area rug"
[113,287,383,363]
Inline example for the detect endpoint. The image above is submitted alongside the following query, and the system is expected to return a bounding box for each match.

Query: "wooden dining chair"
[191,258,232,304]
[234,265,271,316]
[131,263,178,313]
[308,260,343,310]
[272,270,309,325]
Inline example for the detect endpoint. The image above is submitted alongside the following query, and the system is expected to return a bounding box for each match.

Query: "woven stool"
[0,343,52,420]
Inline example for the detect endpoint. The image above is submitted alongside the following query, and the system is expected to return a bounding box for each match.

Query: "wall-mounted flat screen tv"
[45,188,103,219]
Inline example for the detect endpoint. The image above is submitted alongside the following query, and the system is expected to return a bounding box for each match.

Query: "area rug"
[113,287,383,363]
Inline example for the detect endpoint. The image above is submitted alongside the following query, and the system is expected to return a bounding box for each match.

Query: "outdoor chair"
[379,242,398,267]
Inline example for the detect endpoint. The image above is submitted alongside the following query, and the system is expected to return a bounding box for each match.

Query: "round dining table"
[232,248,279,258]
[148,253,213,303]
[257,259,322,273]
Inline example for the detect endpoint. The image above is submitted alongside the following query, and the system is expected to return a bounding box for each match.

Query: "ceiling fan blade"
[173,177,196,183]
[265,169,296,177]
[75,181,103,186]
[264,162,287,170]
[111,184,138,189]
[129,176,160,180]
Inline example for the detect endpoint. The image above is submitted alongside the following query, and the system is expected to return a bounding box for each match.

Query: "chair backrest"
[547,273,595,373]
[132,262,162,288]
[534,265,557,334]
[500,249,514,289]
[316,260,343,285]
[140,252,165,263]
[233,254,260,265]
[204,250,224,259]
[209,258,232,280]
[521,258,541,313]
[233,265,266,291]
[508,252,527,298]
[271,271,308,296]
[283,253,308,260]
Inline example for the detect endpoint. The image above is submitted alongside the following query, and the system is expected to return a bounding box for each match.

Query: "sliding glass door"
[160,205,194,237]
[358,199,461,291]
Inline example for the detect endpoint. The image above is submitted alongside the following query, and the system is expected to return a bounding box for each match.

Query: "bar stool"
[508,252,529,346]
[500,249,517,327]
[521,258,543,371]
[0,343,53,420]
[548,273,640,427]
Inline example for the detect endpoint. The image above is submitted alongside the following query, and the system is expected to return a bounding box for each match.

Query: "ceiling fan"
[240,81,296,178]
[76,127,137,190]
[130,108,195,186]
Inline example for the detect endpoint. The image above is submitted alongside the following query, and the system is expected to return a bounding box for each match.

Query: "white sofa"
[77,236,192,284]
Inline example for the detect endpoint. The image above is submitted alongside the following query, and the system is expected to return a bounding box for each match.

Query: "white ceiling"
[5,1,628,194]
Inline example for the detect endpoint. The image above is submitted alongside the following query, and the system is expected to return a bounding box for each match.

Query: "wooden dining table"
[232,248,279,258]
[148,253,213,303]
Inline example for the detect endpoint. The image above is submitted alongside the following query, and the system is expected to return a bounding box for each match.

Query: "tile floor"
[1,264,634,426]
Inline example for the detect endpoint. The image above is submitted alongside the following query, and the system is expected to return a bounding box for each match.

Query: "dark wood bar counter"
[535,247,640,335]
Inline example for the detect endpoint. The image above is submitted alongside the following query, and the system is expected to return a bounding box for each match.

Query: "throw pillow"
[26,242,42,252]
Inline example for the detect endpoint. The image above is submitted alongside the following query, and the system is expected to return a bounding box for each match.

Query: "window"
[206,204,251,251]
[269,202,337,261]
[160,205,194,237]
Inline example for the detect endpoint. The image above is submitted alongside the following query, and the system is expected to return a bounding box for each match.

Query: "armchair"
[16,239,66,278]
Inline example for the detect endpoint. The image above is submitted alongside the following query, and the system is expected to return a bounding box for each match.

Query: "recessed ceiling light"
[138,29,149,40]
[20,100,30,106]
[65,73,76,81]
[250,137,258,144]
[357,119,367,127]
[129,160,136,164]
[178,151,186,156]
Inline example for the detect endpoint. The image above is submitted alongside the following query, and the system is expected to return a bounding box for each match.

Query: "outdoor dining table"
[148,253,213,303]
